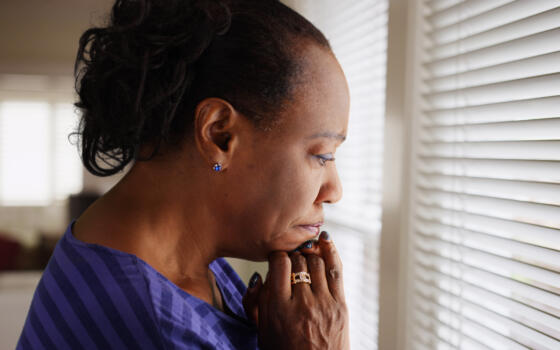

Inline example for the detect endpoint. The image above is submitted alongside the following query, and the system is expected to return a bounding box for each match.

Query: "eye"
[315,153,335,166]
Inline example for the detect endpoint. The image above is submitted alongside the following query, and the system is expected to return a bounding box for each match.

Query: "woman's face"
[218,45,350,261]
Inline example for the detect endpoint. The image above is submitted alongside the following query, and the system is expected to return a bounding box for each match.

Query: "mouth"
[297,223,323,237]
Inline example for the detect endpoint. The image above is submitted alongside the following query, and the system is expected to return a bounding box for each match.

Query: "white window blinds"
[284,1,388,349]
[411,1,560,349]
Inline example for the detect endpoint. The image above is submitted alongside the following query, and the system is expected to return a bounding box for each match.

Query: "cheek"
[269,155,315,206]
[258,161,320,241]
[229,146,321,248]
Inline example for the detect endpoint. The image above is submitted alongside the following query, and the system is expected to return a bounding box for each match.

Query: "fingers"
[242,272,262,325]
[289,251,312,298]
[267,251,291,302]
[258,274,270,330]
[317,231,345,302]
[306,254,329,296]
[297,239,320,256]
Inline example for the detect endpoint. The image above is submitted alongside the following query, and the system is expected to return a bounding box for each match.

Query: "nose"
[316,164,343,204]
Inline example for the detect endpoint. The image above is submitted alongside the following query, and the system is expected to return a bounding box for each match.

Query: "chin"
[234,248,273,262]
[250,255,270,262]
[236,229,307,260]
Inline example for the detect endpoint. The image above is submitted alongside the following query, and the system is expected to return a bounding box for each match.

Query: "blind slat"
[427,0,513,29]
[424,96,560,125]
[420,141,560,161]
[427,51,560,93]
[418,174,560,206]
[426,73,560,109]
[426,28,560,77]
[415,223,560,272]
[325,0,387,26]
[418,158,560,183]
[421,118,560,142]
[416,206,560,251]
[427,0,465,13]
[428,3,560,50]
[417,189,560,229]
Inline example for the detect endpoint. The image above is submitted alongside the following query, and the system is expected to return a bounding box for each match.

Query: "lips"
[297,223,323,236]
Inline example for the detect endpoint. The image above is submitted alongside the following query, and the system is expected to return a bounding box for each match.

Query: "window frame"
[377,0,427,349]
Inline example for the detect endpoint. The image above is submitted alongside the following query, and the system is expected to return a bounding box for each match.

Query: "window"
[0,75,82,206]
[285,1,389,349]
[409,1,560,348]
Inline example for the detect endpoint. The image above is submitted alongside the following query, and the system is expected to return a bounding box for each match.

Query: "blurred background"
[0,0,119,347]
[0,0,118,251]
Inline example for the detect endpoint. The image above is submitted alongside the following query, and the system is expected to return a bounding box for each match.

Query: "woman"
[18,0,350,348]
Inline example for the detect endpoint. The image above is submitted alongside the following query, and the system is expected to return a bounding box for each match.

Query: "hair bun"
[106,0,232,67]
[198,0,231,36]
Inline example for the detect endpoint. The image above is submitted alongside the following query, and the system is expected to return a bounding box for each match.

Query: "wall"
[0,0,129,240]
[0,0,114,75]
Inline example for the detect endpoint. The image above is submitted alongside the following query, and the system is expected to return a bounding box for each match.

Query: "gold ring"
[291,272,311,285]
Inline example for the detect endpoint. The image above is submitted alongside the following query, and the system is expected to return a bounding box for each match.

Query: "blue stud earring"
[213,163,222,172]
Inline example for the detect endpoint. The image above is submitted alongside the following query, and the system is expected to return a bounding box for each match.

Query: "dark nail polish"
[320,231,330,241]
[301,240,313,249]
[248,272,260,288]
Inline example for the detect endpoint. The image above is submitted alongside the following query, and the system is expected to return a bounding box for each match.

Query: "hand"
[244,231,350,350]
[243,232,338,326]
[242,235,324,326]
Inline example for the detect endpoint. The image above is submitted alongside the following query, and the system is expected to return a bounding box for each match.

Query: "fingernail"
[320,231,330,241]
[299,240,313,249]
[248,272,260,288]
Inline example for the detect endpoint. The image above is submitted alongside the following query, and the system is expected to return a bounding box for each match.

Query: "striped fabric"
[16,219,259,349]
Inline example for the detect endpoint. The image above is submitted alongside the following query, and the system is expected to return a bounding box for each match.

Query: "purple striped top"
[17,219,259,349]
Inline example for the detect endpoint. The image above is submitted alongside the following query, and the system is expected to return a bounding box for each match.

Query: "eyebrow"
[307,131,347,142]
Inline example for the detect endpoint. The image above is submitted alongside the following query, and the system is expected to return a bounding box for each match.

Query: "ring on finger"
[291,271,311,285]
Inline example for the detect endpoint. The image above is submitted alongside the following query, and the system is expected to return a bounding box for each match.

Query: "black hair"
[73,0,331,176]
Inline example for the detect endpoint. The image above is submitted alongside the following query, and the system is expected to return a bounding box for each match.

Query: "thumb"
[242,272,262,325]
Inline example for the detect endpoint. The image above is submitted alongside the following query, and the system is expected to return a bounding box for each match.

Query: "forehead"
[276,44,350,139]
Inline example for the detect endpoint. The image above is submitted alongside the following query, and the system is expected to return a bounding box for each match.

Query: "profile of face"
[207,44,350,261]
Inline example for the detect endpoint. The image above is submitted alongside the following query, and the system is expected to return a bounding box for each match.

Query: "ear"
[193,97,244,171]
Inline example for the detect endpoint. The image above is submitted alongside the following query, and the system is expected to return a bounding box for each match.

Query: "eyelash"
[315,154,335,166]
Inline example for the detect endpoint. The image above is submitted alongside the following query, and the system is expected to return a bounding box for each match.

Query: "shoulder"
[18,221,166,349]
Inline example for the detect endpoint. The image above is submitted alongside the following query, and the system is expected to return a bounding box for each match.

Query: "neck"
[74,158,223,302]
